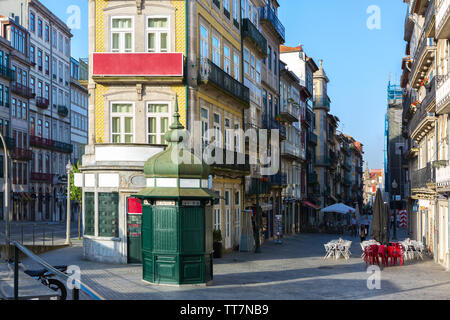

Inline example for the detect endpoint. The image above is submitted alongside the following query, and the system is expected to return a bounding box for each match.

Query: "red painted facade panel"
[93,53,184,76]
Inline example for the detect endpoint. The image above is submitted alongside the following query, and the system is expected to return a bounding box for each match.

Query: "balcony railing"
[280,100,300,122]
[411,162,436,189]
[436,161,450,187]
[58,105,69,117]
[315,156,331,167]
[30,172,53,183]
[36,96,49,109]
[241,18,267,58]
[411,33,436,88]
[437,73,450,113]
[262,113,286,138]
[30,135,73,153]
[209,148,250,173]
[11,148,33,161]
[436,0,450,38]
[246,176,271,195]
[313,96,330,110]
[259,5,285,43]
[199,57,250,106]
[408,84,437,141]
[269,173,287,187]
[0,65,16,81]
[11,82,35,99]
[308,132,318,145]
[281,140,301,160]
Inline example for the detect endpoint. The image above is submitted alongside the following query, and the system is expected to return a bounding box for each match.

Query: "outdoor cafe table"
[323,239,352,260]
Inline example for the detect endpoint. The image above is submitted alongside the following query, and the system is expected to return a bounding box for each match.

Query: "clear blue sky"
[41,0,405,170]
[279,0,406,170]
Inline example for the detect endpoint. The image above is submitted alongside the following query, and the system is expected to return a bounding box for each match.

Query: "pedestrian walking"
[359,224,366,242]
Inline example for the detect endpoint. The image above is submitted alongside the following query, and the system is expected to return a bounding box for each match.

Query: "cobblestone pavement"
[16,229,450,300]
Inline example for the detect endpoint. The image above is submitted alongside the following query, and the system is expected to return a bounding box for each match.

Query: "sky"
[279,0,406,170]
[40,0,406,170]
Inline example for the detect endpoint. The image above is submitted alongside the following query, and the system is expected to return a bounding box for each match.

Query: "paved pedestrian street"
[18,231,450,300]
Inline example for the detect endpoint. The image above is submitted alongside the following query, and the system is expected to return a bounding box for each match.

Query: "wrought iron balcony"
[409,86,437,142]
[242,18,267,58]
[209,148,250,173]
[11,148,33,161]
[36,96,49,109]
[315,156,331,167]
[308,132,317,145]
[11,82,35,99]
[199,57,250,106]
[279,99,300,122]
[30,135,73,153]
[269,173,287,187]
[313,96,330,111]
[411,162,436,189]
[262,113,287,138]
[259,5,285,43]
[58,105,69,117]
[246,176,271,195]
[410,33,436,89]
[30,172,53,183]
[0,65,16,81]
[281,140,301,160]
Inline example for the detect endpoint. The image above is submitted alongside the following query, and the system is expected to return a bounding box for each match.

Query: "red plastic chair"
[388,244,403,266]
[366,245,379,265]
[377,245,388,267]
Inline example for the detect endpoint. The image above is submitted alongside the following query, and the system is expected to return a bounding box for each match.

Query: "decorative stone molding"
[136,84,143,101]
[136,0,143,14]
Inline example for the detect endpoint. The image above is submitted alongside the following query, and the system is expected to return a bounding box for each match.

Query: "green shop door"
[127,198,143,264]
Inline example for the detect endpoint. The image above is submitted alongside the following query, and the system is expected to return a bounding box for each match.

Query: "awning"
[302,201,321,210]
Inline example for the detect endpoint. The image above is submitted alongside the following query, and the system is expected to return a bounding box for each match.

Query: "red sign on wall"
[128,197,142,215]
[93,52,184,77]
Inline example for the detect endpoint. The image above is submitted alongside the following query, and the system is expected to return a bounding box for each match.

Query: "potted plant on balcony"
[213,229,223,258]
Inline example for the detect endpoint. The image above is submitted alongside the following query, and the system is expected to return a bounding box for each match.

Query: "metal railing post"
[14,245,19,300]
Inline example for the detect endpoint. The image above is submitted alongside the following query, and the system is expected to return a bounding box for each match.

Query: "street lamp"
[0,132,10,260]
[391,179,398,240]
[65,160,72,245]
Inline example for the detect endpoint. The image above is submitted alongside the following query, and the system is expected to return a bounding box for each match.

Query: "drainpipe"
[435,117,438,263]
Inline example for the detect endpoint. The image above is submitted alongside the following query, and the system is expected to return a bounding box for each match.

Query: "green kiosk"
[135,104,216,286]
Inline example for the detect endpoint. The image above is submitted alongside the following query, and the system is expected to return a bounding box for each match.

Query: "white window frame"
[201,107,210,149]
[213,112,222,148]
[110,102,135,144]
[110,16,134,53]
[200,23,209,59]
[146,16,170,53]
[212,33,221,67]
[233,51,240,81]
[146,101,171,145]
[214,190,222,231]
[223,44,231,75]
[224,117,232,151]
